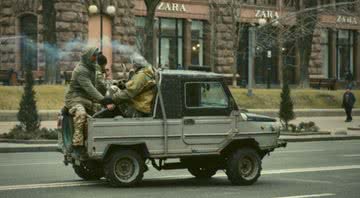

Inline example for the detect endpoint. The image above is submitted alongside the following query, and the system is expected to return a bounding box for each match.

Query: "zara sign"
[336,15,358,25]
[157,2,187,12]
[255,9,280,19]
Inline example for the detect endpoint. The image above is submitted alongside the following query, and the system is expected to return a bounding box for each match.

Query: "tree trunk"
[144,0,160,66]
[296,0,318,88]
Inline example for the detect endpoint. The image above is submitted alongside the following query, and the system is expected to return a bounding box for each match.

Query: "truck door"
[182,81,234,148]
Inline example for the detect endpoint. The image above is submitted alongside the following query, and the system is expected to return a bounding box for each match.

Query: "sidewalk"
[1,116,360,153]
[2,109,360,121]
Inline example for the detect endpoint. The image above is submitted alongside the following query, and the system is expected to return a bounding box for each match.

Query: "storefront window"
[321,29,330,78]
[191,20,204,66]
[255,27,278,84]
[158,18,183,69]
[337,30,354,79]
[20,14,38,71]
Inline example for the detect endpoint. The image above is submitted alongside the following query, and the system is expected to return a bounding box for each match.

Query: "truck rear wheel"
[73,161,104,180]
[104,150,144,187]
[188,167,217,179]
[226,148,261,185]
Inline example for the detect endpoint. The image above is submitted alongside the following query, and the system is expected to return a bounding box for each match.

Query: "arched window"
[20,14,38,71]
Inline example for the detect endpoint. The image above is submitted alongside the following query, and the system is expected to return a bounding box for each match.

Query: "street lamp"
[88,2,116,51]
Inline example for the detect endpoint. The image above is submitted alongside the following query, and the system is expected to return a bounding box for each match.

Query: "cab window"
[185,82,228,108]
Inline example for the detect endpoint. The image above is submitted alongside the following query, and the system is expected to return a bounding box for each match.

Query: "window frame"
[158,17,184,69]
[184,81,229,110]
[190,20,204,66]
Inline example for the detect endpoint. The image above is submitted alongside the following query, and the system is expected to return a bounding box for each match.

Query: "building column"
[152,18,158,67]
[203,21,211,67]
[355,31,360,83]
[330,29,337,79]
[184,19,192,69]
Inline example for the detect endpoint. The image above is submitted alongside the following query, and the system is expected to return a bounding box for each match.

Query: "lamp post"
[88,2,116,51]
[266,50,272,89]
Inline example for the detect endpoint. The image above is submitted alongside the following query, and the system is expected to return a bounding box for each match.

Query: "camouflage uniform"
[65,47,106,146]
[111,67,156,117]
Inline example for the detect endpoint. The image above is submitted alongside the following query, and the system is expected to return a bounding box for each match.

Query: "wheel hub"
[115,158,135,180]
[239,157,254,177]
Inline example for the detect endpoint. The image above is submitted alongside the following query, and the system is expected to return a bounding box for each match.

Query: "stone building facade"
[1,0,360,86]
[0,0,135,81]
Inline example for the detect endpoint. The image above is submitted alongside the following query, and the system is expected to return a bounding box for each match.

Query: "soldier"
[110,62,156,117]
[65,47,114,149]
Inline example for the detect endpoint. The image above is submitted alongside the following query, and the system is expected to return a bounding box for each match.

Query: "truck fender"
[220,139,266,158]
[102,143,150,161]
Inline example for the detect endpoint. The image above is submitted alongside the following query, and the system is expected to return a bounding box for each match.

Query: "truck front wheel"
[104,150,145,187]
[188,167,217,179]
[226,148,262,185]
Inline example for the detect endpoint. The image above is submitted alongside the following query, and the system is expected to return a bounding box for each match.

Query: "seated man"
[65,47,114,149]
[110,63,156,118]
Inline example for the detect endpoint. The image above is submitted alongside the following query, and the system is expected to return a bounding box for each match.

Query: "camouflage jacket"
[65,47,105,110]
[112,67,156,113]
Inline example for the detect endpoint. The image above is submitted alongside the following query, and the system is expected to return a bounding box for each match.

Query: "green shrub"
[279,83,295,130]
[17,65,40,132]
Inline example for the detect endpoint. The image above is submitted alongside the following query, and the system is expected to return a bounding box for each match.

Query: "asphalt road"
[0,140,360,198]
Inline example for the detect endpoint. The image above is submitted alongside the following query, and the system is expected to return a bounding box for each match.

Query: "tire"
[73,161,104,180]
[226,148,262,185]
[188,167,217,179]
[104,150,144,187]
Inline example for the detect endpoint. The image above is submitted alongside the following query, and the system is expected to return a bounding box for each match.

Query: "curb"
[0,139,57,144]
[0,110,59,121]
[0,146,60,153]
[280,135,360,142]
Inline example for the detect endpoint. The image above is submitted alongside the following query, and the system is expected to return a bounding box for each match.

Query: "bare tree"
[295,0,318,88]
[144,0,161,66]
[255,1,360,87]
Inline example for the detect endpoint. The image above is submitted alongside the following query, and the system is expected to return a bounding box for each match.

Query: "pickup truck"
[60,69,286,187]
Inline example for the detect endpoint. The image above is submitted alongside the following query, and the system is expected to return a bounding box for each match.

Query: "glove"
[117,80,127,90]
[100,96,114,106]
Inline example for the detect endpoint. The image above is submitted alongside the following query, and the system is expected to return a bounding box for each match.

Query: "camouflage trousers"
[69,104,88,146]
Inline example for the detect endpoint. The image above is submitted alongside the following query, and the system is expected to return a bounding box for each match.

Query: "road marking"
[277,178,332,184]
[0,181,102,191]
[149,165,360,180]
[276,149,325,153]
[0,165,360,191]
[342,154,360,157]
[0,162,61,167]
[274,193,335,198]
[262,165,360,175]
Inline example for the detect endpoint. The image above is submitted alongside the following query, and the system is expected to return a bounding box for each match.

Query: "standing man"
[65,47,114,149]
[342,86,356,122]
